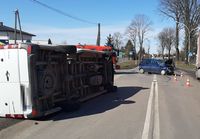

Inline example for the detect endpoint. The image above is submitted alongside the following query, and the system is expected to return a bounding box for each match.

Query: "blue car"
[139,58,174,75]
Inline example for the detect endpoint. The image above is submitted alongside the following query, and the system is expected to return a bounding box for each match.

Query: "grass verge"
[175,61,196,71]
[118,60,138,69]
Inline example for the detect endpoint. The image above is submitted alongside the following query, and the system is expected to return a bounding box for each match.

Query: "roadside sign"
[188,52,192,57]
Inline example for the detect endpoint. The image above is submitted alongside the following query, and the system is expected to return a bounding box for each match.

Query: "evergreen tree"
[105,34,114,48]
[48,38,52,44]
[125,40,136,59]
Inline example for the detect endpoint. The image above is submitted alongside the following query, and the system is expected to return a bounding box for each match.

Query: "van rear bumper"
[26,107,62,119]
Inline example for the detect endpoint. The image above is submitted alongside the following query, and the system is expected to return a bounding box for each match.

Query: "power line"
[29,0,97,25]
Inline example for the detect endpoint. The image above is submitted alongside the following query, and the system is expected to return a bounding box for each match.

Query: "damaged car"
[139,58,175,75]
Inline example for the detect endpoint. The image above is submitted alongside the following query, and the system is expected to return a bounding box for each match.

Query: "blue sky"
[0,0,176,53]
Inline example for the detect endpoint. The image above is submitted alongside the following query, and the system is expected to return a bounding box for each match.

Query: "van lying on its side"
[0,43,115,119]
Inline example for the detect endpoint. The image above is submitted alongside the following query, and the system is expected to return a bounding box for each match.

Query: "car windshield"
[156,59,165,65]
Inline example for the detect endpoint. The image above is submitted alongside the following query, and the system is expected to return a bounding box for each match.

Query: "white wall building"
[0,22,35,44]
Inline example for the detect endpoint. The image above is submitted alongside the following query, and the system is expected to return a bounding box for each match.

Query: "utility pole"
[14,10,17,44]
[17,10,23,42]
[14,9,23,44]
[148,44,150,58]
[96,23,100,46]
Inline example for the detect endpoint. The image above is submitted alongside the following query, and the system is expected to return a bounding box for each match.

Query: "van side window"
[141,59,146,65]
[151,60,158,65]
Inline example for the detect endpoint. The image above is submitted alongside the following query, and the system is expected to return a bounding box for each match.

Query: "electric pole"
[96,23,100,46]
[14,9,23,44]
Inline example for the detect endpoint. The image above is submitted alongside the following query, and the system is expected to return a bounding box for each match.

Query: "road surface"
[0,68,200,139]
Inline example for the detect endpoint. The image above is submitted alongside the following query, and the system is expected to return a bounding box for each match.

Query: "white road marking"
[142,74,160,139]
[141,81,154,139]
[153,80,160,139]
[153,74,157,82]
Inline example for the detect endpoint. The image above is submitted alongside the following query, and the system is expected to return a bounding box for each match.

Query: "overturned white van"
[0,43,115,118]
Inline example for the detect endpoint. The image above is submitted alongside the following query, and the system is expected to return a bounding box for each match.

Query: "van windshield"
[156,59,165,65]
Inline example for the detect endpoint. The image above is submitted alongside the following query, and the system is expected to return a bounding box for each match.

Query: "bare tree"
[127,14,152,61]
[158,31,167,59]
[179,0,200,63]
[125,26,137,50]
[159,0,181,61]
[163,27,176,59]
[112,32,123,50]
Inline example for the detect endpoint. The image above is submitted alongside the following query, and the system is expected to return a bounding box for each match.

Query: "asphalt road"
[0,68,200,139]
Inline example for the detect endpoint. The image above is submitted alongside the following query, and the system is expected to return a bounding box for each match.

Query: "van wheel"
[161,70,166,75]
[139,68,144,74]
[39,67,58,95]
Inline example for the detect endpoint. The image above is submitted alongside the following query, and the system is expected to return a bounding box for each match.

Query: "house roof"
[0,23,36,36]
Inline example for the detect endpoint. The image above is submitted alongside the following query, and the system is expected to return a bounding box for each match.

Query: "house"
[0,22,35,45]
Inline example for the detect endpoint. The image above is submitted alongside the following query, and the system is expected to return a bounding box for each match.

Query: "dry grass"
[175,61,196,71]
[118,60,138,69]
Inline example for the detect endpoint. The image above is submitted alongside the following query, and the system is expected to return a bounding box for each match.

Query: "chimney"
[0,22,3,26]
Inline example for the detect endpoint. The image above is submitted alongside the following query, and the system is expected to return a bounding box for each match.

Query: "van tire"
[196,76,200,80]
[39,68,58,96]
[161,70,166,75]
[139,68,144,74]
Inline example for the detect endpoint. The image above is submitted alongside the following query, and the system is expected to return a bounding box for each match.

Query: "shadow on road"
[45,86,149,121]
[0,118,23,131]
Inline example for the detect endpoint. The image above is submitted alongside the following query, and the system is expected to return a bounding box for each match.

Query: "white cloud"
[23,23,128,45]
[24,22,178,54]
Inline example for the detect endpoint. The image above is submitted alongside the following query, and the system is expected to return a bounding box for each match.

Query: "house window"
[0,40,9,45]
